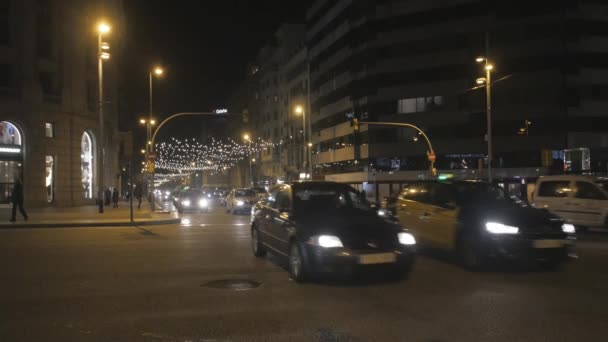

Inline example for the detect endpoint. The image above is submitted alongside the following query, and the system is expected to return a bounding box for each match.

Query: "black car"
[174,189,210,213]
[251,182,416,282]
[395,181,576,270]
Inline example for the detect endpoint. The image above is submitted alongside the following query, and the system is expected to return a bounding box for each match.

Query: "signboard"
[148,152,157,161]
[147,161,155,173]
[427,151,436,163]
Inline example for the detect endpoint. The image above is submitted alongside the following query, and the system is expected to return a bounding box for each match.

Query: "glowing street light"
[96,20,111,214]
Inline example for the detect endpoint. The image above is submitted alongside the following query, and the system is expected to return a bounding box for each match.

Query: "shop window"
[45,122,54,138]
[81,132,94,199]
[46,155,54,202]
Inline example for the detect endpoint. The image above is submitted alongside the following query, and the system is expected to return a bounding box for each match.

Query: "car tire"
[388,261,414,281]
[251,227,266,257]
[539,258,562,272]
[289,242,308,283]
[458,236,484,271]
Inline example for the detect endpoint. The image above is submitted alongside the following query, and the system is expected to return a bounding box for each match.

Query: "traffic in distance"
[156,175,608,282]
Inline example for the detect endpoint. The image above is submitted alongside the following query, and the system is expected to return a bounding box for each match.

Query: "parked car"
[174,189,210,213]
[396,181,576,270]
[251,182,416,282]
[226,188,258,214]
[531,175,608,229]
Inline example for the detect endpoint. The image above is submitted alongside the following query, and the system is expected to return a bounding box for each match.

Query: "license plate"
[358,253,396,265]
[533,240,566,249]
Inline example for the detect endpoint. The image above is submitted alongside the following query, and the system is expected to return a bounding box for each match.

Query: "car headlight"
[378,209,387,216]
[398,232,416,245]
[562,223,575,234]
[236,200,245,206]
[485,222,519,234]
[198,199,208,208]
[165,191,170,195]
[309,235,343,248]
[182,199,191,207]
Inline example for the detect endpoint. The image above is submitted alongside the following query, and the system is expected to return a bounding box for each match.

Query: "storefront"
[0,121,24,205]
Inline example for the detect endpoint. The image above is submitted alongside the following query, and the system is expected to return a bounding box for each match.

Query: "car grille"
[343,235,398,250]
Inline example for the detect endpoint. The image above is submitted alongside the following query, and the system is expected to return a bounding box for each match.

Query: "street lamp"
[243,133,253,187]
[146,66,164,209]
[476,56,494,183]
[97,21,111,214]
[294,105,312,179]
[139,117,156,208]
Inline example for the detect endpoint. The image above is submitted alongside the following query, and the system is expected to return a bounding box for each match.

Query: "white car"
[226,188,258,215]
[531,175,608,229]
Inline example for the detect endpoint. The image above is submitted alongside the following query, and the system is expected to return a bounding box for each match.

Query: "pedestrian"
[135,184,143,209]
[10,178,28,222]
[105,187,111,206]
[112,188,119,208]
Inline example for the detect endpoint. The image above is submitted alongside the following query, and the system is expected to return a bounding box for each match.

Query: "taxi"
[395,181,575,270]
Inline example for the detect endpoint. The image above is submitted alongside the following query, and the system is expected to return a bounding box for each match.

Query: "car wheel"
[251,227,266,257]
[289,242,307,283]
[388,261,414,281]
[539,258,562,272]
[458,236,484,271]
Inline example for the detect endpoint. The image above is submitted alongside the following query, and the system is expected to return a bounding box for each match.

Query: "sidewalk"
[0,203,180,229]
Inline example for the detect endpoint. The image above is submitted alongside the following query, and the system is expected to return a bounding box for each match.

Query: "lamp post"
[139,118,156,209]
[243,133,252,187]
[295,105,312,179]
[97,22,110,213]
[146,66,164,209]
[476,56,494,183]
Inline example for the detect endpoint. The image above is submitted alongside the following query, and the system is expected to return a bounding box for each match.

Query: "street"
[1,207,608,341]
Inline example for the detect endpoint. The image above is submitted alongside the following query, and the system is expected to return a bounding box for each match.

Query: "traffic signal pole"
[353,119,437,177]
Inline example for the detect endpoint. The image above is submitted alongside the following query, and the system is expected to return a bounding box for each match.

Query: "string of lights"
[154,137,280,172]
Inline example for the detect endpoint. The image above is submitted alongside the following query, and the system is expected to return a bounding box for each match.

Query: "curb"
[0,218,181,229]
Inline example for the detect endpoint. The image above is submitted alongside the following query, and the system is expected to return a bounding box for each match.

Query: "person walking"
[105,187,111,206]
[112,188,119,208]
[10,178,28,222]
[135,184,143,209]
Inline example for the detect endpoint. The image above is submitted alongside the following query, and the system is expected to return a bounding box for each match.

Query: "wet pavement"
[0,205,607,341]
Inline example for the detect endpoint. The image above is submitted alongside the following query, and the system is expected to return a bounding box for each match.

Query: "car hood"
[464,204,564,234]
[297,208,401,249]
[235,196,257,202]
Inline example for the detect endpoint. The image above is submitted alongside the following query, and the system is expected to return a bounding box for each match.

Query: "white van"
[532,175,608,228]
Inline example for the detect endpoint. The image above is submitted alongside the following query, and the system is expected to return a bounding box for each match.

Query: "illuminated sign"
[0,147,21,154]
[215,108,228,114]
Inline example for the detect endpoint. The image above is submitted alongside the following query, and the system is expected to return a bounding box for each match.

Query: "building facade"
[307,0,608,201]
[228,24,309,187]
[0,0,128,207]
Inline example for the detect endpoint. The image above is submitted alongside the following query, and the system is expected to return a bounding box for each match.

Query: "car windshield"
[452,183,512,205]
[252,187,267,194]
[235,190,256,197]
[184,190,205,198]
[293,185,371,212]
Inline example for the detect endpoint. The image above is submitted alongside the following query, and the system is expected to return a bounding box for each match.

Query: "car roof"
[537,175,596,182]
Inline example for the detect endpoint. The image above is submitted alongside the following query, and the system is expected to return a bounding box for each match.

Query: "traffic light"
[352,118,359,132]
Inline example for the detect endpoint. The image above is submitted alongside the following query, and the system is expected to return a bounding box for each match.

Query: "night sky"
[121,0,311,142]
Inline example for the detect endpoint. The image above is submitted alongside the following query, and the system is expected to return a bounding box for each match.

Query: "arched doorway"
[81,132,95,199]
[0,121,24,204]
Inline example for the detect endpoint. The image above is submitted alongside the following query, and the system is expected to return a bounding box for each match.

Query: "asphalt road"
[1,205,608,341]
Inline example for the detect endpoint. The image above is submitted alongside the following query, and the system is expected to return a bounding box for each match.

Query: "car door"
[268,186,293,256]
[256,187,278,248]
[396,183,434,244]
[425,183,459,251]
[572,181,607,226]
[535,180,575,223]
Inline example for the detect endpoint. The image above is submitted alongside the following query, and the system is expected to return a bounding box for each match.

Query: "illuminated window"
[45,122,54,138]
